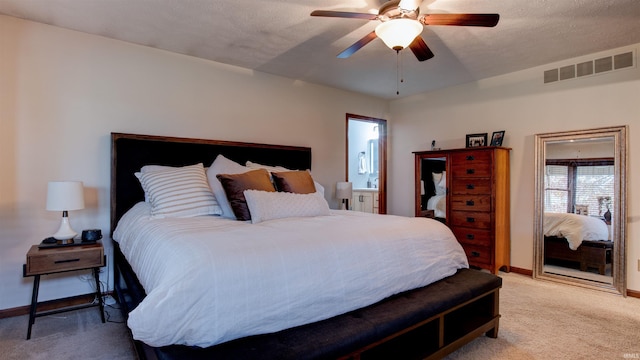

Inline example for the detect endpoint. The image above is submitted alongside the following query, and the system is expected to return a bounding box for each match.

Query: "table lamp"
[46,181,85,242]
[336,182,353,210]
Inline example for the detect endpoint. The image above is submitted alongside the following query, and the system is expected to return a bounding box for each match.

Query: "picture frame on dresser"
[490,131,505,146]
[466,133,488,148]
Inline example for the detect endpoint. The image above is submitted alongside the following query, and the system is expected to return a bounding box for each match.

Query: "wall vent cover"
[544,50,635,84]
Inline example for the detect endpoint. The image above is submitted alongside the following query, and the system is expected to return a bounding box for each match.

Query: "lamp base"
[52,216,78,241]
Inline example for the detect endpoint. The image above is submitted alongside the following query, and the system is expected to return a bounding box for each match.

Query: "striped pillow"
[135,163,222,219]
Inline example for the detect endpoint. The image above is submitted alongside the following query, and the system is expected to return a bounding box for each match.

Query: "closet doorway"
[346,114,387,214]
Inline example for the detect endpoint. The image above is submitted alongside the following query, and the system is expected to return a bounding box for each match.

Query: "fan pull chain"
[396,49,405,96]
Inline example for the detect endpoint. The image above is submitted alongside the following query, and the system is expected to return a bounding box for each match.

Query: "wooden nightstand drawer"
[25,244,104,276]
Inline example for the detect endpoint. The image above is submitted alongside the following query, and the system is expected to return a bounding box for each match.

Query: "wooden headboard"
[110,133,312,234]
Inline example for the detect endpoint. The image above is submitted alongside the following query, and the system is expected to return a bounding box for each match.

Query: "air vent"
[544,50,635,84]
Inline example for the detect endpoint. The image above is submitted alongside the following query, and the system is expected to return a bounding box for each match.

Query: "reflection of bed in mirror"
[420,158,446,221]
[543,212,612,275]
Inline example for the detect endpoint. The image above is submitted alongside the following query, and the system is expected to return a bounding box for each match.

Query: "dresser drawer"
[451,151,492,178]
[461,244,492,265]
[450,195,491,212]
[452,227,492,247]
[25,245,104,276]
[450,179,492,195]
[450,211,492,229]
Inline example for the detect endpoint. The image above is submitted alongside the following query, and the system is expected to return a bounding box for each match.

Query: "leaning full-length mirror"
[534,126,627,295]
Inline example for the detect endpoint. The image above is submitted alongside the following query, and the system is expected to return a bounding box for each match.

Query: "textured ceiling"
[1,0,639,99]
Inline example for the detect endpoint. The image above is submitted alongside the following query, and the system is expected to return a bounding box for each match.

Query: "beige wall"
[388,43,639,291]
[0,16,389,310]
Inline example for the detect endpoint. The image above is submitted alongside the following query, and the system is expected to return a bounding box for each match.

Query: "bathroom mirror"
[533,126,627,295]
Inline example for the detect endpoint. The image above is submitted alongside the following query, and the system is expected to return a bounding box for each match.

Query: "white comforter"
[427,194,447,218]
[543,212,610,250]
[113,203,468,348]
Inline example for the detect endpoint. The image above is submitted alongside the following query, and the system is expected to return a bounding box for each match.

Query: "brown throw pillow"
[272,171,317,194]
[216,169,276,220]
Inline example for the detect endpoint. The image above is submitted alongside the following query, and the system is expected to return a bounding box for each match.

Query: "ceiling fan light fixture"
[375,19,422,51]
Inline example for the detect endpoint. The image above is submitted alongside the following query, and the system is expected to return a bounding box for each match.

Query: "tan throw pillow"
[216,169,276,220]
[271,171,317,194]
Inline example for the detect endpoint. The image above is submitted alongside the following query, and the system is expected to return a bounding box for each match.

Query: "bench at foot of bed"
[139,268,501,360]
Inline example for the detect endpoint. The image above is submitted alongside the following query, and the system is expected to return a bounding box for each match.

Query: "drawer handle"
[466,234,475,240]
[466,200,475,206]
[466,217,475,223]
[471,251,481,257]
[54,259,80,264]
[466,155,475,161]
[466,169,475,175]
[466,184,475,190]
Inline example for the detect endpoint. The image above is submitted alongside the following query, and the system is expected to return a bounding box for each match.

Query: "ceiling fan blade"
[420,14,499,27]
[311,10,378,20]
[337,31,378,59]
[409,36,434,62]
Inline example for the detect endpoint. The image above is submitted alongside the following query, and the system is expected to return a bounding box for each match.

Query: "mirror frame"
[533,126,628,295]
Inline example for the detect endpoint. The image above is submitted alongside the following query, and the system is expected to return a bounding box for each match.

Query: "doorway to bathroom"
[346,114,387,214]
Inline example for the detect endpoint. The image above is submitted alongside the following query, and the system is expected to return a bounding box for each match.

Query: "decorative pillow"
[206,155,250,219]
[433,171,446,196]
[245,160,325,196]
[272,171,317,194]
[135,163,222,219]
[216,169,276,221]
[244,190,330,224]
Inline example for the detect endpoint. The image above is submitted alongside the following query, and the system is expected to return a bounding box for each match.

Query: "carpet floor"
[1,272,638,359]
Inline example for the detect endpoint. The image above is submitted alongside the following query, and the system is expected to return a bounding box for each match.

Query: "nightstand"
[23,242,106,339]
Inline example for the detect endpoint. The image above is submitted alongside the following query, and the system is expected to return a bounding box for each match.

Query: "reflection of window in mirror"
[544,158,615,217]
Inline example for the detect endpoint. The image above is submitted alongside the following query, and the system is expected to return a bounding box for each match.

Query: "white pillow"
[135,163,222,219]
[245,161,325,196]
[244,190,330,224]
[245,161,289,173]
[207,155,250,219]
[433,171,446,196]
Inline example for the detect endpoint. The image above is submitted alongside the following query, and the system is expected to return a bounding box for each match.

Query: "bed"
[110,132,502,360]
[543,212,612,274]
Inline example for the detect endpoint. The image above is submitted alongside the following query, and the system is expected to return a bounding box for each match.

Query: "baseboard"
[627,289,640,299]
[509,266,533,276]
[0,292,111,319]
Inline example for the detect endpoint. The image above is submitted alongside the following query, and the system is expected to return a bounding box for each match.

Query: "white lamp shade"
[46,181,85,211]
[336,182,353,200]
[375,19,423,50]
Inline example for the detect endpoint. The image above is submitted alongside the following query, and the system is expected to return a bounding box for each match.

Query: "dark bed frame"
[110,132,502,360]
[544,236,613,275]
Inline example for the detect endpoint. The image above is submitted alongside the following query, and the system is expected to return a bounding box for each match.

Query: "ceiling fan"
[311,0,499,61]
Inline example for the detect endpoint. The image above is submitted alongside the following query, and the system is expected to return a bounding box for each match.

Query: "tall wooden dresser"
[415,147,510,274]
